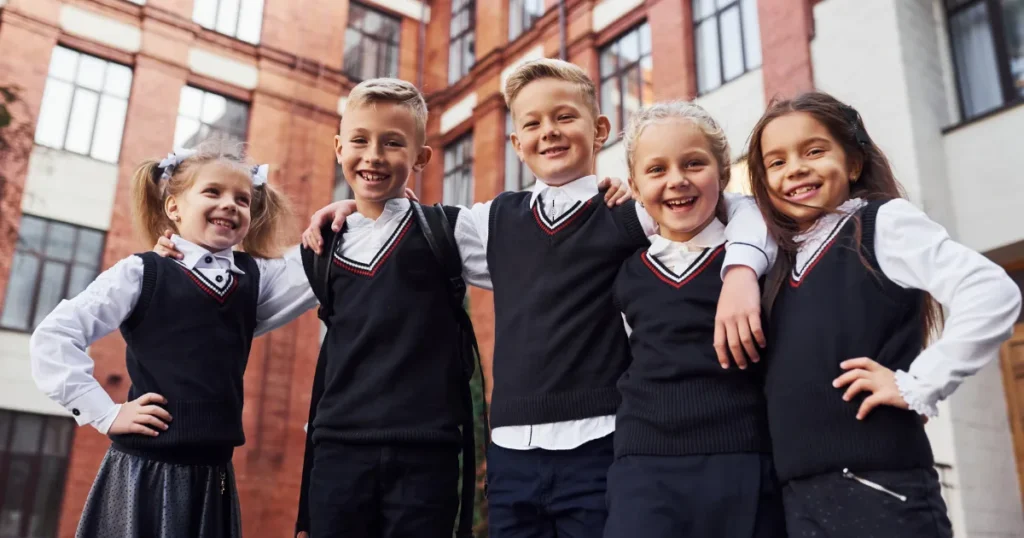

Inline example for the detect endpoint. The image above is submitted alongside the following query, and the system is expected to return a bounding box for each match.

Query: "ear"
[594,115,612,150]
[627,176,639,195]
[510,131,526,162]
[164,194,180,223]
[334,135,343,163]
[849,155,864,182]
[413,145,433,172]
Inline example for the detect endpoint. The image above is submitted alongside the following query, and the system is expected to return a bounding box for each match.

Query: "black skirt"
[75,446,241,538]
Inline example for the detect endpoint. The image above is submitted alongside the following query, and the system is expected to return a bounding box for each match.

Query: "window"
[509,0,543,41]
[443,134,474,207]
[692,0,762,94]
[0,216,105,332]
[449,0,477,84]
[0,411,74,538]
[946,0,1023,119]
[504,113,534,191]
[173,86,249,149]
[192,0,264,44]
[599,23,653,144]
[333,162,353,201]
[34,47,132,163]
[344,3,401,81]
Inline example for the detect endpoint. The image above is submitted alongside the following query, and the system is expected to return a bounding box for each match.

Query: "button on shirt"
[29,236,317,434]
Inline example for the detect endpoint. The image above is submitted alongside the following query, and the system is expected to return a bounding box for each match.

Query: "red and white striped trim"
[642,245,724,289]
[332,209,414,276]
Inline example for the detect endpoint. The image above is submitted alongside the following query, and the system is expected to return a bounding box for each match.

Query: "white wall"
[596,140,629,182]
[693,69,764,161]
[0,331,69,417]
[22,146,120,230]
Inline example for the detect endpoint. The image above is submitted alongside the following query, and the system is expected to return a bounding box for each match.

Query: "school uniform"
[301,198,469,538]
[605,221,785,538]
[766,198,1021,538]
[452,175,775,538]
[29,236,316,538]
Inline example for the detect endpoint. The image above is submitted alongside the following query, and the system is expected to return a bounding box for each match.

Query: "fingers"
[140,405,173,423]
[856,394,884,420]
[842,378,873,402]
[134,413,169,431]
[736,320,760,364]
[713,321,730,369]
[137,393,167,406]
[405,188,420,202]
[162,229,174,239]
[840,357,878,371]
[331,209,346,233]
[130,423,161,436]
[302,227,323,255]
[748,312,766,349]
[724,321,748,370]
[597,177,610,191]
[297,533,309,538]
[832,368,868,388]
[614,188,632,206]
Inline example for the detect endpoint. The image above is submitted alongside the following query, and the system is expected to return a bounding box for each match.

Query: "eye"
[385,140,405,148]
[645,165,665,174]
[235,195,251,207]
[767,159,784,168]
[523,121,539,128]
[807,147,825,156]
[557,114,575,121]
[203,187,220,196]
[686,160,705,169]
[350,137,367,144]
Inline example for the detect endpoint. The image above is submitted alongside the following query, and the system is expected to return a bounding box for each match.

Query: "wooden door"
[1000,324,1024,506]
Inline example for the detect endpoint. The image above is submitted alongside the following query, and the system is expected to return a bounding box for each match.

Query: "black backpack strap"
[299,224,343,326]
[411,202,487,538]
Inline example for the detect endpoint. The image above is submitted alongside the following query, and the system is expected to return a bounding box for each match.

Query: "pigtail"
[130,160,175,250]
[242,182,294,259]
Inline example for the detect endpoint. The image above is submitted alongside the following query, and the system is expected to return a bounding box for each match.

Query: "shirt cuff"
[65,386,118,429]
[94,404,122,435]
[721,242,770,279]
[894,370,939,418]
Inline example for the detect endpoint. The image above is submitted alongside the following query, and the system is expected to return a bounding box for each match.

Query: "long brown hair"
[129,139,293,258]
[747,91,942,338]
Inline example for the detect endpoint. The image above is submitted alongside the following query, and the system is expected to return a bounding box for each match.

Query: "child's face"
[336,102,430,204]
[509,78,610,186]
[166,162,253,252]
[760,111,859,229]
[628,119,721,243]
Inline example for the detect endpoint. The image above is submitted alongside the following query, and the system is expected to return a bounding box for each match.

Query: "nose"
[666,168,689,189]
[541,118,560,140]
[784,156,809,180]
[363,143,385,163]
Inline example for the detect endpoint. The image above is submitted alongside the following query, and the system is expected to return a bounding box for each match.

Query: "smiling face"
[509,77,609,186]
[336,101,431,216]
[165,161,252,252]
[629,119,723,242]
[760,111,861,230]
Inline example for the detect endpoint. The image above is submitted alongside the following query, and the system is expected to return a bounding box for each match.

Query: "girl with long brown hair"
[30,140,315,537]
[747,91,1020,537]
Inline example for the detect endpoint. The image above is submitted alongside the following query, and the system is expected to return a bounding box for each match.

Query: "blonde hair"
[130,139,293,258]
[503,58,599,119]
[345,78,428,142]
[624,101,731,185]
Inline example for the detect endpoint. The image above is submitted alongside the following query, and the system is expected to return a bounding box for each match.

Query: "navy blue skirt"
[75,446,241,538]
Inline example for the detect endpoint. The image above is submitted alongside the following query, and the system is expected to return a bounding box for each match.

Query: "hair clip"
[840,106,871,147]
[251,164,269,187]
[156,149,197,181]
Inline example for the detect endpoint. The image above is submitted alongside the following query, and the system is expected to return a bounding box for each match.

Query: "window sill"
[694,66,763,100]
[0,326,32,336]
[942,98,1024,135]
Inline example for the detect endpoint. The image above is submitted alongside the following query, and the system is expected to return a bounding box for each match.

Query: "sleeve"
[253,246,319,337]
[453,202,493,291]
[28,255,145,434]
[875,199,1022,417]
[720,193,777,279]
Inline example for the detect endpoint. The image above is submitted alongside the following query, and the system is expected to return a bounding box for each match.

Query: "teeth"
[789,185,818,197]
[210,219,234,229]
[359,172,388,182]
[665,197,695,207]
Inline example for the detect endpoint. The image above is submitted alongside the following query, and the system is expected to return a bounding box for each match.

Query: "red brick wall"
[758,0,816,101]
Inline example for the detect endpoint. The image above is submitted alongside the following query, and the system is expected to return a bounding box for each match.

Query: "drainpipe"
[415,0,427,198]
[558,0,567,60]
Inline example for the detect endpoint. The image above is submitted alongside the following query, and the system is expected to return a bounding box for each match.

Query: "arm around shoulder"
[721,193,777,279]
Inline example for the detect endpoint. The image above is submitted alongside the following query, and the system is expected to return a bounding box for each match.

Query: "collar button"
[204,256,213,264]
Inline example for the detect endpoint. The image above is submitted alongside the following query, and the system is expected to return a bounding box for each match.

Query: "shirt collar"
[346,197,411,228]
[170,234,245,274]
[529,175,599,207]
[794,197,866,245]
[647,218,727,256]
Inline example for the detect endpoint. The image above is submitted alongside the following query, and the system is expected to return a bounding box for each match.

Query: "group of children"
[28,56,1021,538]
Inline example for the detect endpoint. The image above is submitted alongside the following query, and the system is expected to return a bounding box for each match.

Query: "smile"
[209,218,237,230]
[785,183,822,199]
[358,171,391,182]
[540,146,569,157]
[664,197,697,210]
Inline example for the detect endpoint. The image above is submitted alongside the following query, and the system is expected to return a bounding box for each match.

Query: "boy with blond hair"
[306,61,774,537]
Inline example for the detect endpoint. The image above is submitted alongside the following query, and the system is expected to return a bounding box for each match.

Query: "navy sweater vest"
[614,245,771,457]
[111,251,260,464]
[487,191,648,427]
[766,201,934,482]
[312,207,465,445]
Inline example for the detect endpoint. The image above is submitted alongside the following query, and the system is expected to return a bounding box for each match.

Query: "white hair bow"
[251,164,269,187]
[156,149,197,181]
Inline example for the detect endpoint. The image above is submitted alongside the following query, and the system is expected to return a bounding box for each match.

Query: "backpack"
[295,202,487,538]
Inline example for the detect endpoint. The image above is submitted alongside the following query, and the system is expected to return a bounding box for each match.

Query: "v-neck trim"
[332,208,414,276]
[642,245,724,289]
[790,211,858,287]
[532,195,594,235]
[178,264,239,303]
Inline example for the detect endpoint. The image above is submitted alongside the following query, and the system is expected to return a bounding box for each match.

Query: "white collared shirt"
[454,176,776,450]
[793,198,1021,417]
[29,235,317,434]
[647,219,728,272]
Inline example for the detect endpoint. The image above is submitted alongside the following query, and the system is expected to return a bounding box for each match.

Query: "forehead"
[636,119,711,156]
[192,161,253,191]
[761,111,834,150]
[511,78,591,117]
[342,101,419,137]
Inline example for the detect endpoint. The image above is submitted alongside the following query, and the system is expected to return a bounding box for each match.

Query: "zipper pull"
[220,471,226,495]
[842,468,907,502]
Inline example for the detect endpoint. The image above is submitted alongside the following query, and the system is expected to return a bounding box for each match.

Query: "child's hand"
[301,200,358,254]
[598,177,633,207]
[714,266,765,369]
[296,533,308,538]
[154,230,183,260]
[833,358,908,420]
[405,188,419,202]
[108,393,172,436]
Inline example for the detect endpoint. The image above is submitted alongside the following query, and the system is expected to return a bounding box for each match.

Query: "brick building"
[0,0,1022,537]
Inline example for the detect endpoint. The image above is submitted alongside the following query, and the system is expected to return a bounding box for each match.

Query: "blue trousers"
[486,435,613,538]
[604,452,786,538]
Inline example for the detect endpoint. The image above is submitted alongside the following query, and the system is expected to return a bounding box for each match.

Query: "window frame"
[0,410,75,538]
[599,22,653,145]
[343,2,402,81]
[509,0,544,42]
[0,216,107,333]
[192,0,264,45]
[945,0,1024,121]
[448,0,477,84]
[173,86,250,150]
[692,0,762,95]
[443,133,474,207]
[33,46,134,164]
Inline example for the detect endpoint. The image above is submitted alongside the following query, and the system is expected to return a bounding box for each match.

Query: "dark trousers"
[783,467,953,538]
[486,435,613,538]
[308,441,459,538]
[604,452,785,538]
